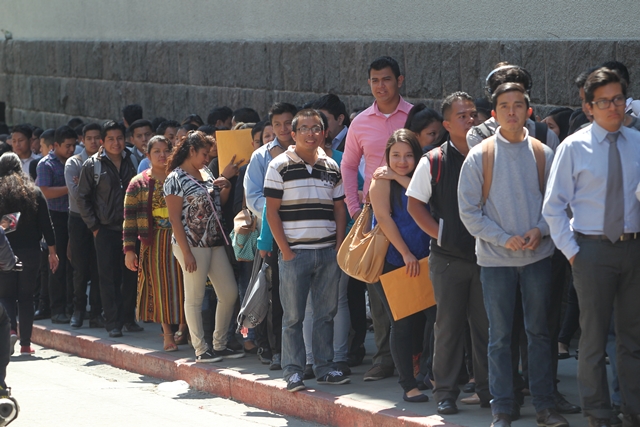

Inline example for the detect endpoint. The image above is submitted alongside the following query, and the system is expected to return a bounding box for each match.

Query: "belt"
[575,232,640,242]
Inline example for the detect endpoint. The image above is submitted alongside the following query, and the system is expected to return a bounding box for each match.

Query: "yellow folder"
[379,257,436,321]
[216,129,254,171]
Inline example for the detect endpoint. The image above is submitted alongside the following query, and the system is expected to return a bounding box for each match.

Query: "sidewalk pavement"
[30,319,585,427]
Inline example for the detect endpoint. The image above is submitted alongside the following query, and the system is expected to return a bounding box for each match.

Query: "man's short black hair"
[491,82,530,110]
[251,121,266,139]
[600,61,630,85]
[368,56,401,79]
[122,104,143,126]
[197,125,216,136]
[0,123,9,135]
[54,125,78,145]
[486,63,533,96]
[74,124,84,138]
[156,120,180,135]
[181,114,204,127]
[67,117,84,129]
[575,67,598,90]
[33,127,44,139]
[291,109,324,133]
[180,123,199,133]
[441,91,474,120]
[11,124,32,140]
[268,102,298,122]
[310,94,351,127]
[584,67,627,104]
[101,120,125,140]
[128,119,153,134]
[40,129,55,148]
[233,107,261,124]
[207,106,233,126]
[82,123,102,136]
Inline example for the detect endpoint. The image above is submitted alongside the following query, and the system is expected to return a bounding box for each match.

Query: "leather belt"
[575,232,640,242]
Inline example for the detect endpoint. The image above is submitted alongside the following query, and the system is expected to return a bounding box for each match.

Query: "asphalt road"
[5,344,320,427]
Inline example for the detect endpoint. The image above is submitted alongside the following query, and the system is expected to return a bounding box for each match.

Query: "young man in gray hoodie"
[458,83,568,427]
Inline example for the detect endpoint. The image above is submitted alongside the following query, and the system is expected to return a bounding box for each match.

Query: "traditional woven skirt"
[137,227,186,324]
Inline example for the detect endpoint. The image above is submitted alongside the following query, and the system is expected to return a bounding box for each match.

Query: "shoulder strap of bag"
[426,145,443,186]
[530,138,546,194]
[481,137,495,205]
[534,121,548,146]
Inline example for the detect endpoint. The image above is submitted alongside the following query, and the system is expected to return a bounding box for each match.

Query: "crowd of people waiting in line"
[0,55,639,427]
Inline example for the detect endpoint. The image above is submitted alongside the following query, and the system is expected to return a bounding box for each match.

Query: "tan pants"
[172,245,238,355]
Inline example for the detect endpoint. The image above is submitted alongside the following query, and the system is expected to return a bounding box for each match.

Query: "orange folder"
[216,129,254,171]
[379,257,436,321]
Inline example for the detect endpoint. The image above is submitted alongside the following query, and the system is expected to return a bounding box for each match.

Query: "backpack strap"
[530,137,546,194]
[534,121,548,145]
[481,137,495,205]
[426,145,444,186]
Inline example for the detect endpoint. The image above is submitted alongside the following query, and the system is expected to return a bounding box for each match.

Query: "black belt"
[575,232,640,242]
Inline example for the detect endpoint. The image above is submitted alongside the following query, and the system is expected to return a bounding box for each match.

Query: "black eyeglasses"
[592,95,626,110]
[297,126,323,135]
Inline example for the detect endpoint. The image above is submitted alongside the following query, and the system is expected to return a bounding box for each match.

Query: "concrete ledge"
[31,324,458,427]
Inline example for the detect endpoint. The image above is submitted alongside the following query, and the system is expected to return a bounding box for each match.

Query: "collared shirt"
[543,122,640,259]
[331,126,348,151]
[342,97,413,216]
[64,149,90,214]
[264,145,344,249]
[35,151,69,212]
[244,137,285,220]
[20,153,40,175]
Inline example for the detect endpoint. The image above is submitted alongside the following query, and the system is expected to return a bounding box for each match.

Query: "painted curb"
[32,324,461,427]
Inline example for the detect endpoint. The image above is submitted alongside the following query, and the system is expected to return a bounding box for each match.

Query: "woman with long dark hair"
[0,153,58,356]
[164,131,242,362]
[404,103,444,151]
[368,129,431,403]
[124,136,187,352]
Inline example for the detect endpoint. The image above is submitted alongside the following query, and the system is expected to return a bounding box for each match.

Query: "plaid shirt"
[36,152,69,212]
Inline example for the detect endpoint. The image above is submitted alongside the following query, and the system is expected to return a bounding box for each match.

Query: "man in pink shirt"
[342,56,413,381]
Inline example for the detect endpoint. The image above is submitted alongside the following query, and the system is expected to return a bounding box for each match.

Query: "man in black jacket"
[76,120,143,337]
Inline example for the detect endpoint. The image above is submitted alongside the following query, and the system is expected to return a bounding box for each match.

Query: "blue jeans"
[279,247,340,381]
[481,257,555,415]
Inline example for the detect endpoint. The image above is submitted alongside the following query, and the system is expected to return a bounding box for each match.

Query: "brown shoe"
[588,416,612,427]
[461,393,481,405]
[491,413,512,427]
[536,408,569,427]
[363,363,394,381]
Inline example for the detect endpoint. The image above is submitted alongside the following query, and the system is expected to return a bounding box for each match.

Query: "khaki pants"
[172,245,237,356]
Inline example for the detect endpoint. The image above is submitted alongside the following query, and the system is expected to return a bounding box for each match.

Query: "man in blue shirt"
[543,67,640,427]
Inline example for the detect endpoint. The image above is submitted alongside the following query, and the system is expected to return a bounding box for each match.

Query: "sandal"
[174,330,189,346]
[162,333,178,352]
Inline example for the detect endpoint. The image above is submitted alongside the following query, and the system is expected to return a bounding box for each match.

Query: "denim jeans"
[279,247,340,381]
[480,257,555,415]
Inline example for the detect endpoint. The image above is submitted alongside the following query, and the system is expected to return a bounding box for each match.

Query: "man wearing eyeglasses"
[543,67,640,427]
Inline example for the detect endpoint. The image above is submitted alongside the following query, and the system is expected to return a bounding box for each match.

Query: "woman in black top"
[0,153,58,356]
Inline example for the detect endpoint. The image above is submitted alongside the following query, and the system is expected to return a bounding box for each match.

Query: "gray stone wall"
[1,39,640,128]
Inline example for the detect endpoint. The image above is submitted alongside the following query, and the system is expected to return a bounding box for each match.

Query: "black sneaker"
[213,347,245,359]
[196,350,222,363]
[269,353,282,370]
[335,361,351,376]
[317,370,351,385]
[302,364,315,380]
[257,347,272,365]
[287,373,306,393]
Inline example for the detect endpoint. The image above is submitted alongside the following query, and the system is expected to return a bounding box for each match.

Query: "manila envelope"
[216,129,254,171]
[379,257,435,321]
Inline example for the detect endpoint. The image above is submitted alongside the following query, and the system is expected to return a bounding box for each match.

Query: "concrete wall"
[1,0,640,42]
[2,39,640,128]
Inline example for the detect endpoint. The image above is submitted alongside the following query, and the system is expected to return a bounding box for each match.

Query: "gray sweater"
[458,128,555,267]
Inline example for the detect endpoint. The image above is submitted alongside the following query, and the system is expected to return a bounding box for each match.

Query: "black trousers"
[49,211,70,315]
[68,213,101,315]
[0,247,40,346]
[549,249,570,390]
[0,303,9,389]
[264,244,282,354]
[430,251,491,404]
[572,236,640,419]
[93,228,137,331]
[347,276,368,355]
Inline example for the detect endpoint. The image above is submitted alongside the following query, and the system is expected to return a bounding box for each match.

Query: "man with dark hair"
[407,92,490,415]
[207,106,233,128]
[156,120,180,144]
[310,94,350,152]
[11,124,39,174]
[232,107,260,127]
[67,117,84,129]
[341,56,411,382]
[467,63,559,151]
[544,67,640,427]
[31,127,43,156]
[122,104,143,128]
[35,125,76,324]
[77,120,142,337]
[65,123,103,328]
[244,101,298,370]
[459,83,566,427]
[127,119,153,166]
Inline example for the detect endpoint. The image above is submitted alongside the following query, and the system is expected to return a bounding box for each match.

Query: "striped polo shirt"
[264,146,345,249]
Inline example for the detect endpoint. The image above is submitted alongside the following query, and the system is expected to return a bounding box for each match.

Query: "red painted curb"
[32,324,461,427]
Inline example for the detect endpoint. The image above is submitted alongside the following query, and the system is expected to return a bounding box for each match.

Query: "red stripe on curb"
[32,324,460,427]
